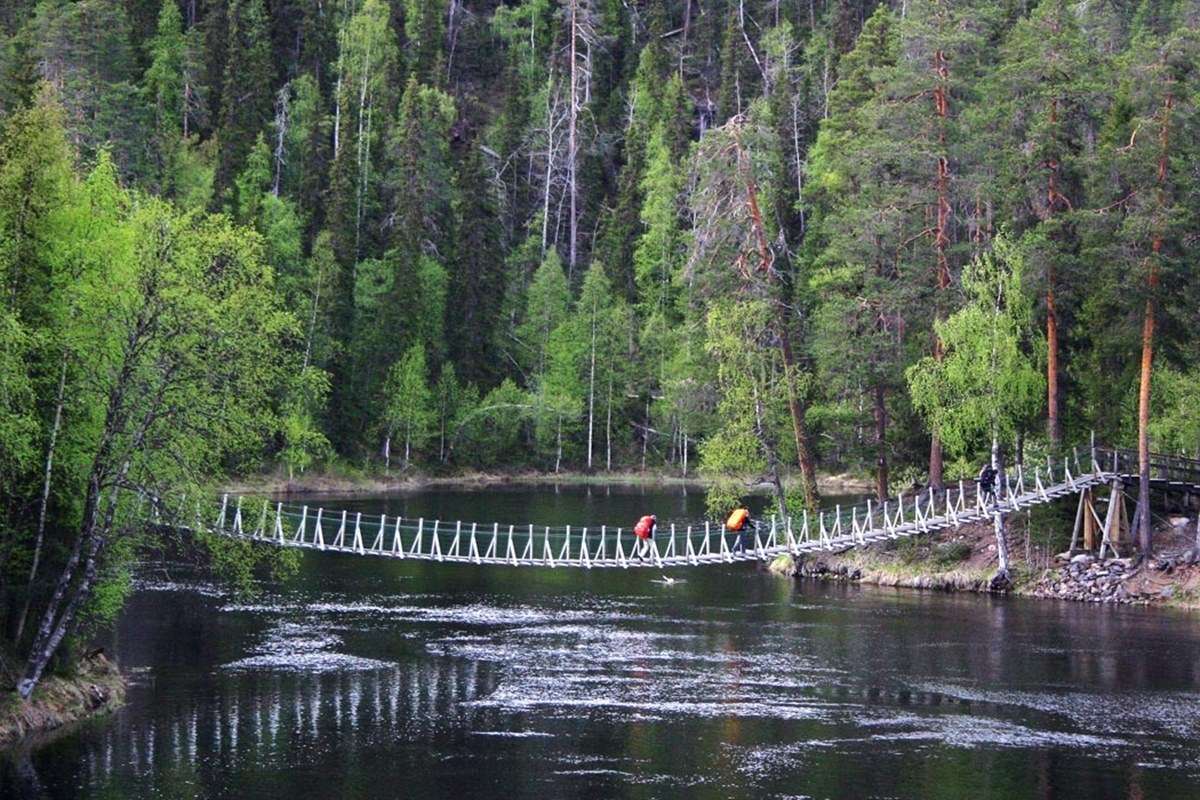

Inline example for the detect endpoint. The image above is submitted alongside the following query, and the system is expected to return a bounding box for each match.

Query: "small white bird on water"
[653,574,684,585]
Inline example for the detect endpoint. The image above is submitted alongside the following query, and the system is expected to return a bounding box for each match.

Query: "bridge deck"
[197,447,1200,569]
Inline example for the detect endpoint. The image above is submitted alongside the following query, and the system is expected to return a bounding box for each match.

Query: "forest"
[0,0,1198,694]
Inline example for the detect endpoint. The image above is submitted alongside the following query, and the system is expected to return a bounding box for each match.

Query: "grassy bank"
[1,653,125,749]
[226,464,874,497]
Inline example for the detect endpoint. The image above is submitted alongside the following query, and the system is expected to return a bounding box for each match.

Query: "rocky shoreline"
[767,516,1200,609]
[1033,554,1143,604]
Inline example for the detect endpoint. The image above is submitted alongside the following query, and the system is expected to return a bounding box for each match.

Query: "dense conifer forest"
[0,0,1198,693]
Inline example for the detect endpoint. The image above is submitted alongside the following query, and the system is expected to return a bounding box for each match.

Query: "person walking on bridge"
[726,507,752,553]
[977,462,997,507]
[634,514,656,560]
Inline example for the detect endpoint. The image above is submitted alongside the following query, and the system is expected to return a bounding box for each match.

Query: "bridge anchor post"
[1099,478,1129,560]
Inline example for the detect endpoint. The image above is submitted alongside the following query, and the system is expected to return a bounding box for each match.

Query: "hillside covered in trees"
[2,0,1200,690]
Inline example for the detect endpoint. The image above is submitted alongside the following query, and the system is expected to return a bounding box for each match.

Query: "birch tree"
[382,344,435,471]
[18,197,295,698]
[907,234,1044,586]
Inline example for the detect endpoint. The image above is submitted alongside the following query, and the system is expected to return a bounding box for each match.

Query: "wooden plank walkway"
[198,447,1200,569]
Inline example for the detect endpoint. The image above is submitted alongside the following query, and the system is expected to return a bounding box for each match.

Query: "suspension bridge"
[197,446,1200,569]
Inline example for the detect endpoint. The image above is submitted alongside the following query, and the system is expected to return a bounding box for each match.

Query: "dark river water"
[5,484,1200,799]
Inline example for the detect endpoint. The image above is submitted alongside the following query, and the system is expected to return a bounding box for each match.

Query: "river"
[4,484,1200,799]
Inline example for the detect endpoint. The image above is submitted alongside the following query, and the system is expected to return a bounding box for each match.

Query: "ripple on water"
[912,681,1200,738]
[221,620,392,673]
[858,711,1130,749]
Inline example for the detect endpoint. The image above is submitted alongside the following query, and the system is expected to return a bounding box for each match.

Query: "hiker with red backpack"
[634,514,656,560]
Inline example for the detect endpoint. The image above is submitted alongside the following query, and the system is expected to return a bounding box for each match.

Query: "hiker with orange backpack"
[726,506,752,553]
[634,514,656,560]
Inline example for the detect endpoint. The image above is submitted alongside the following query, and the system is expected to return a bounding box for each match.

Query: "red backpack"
[634,516,655,539]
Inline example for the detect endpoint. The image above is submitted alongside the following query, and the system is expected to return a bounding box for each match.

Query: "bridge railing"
[194,441,1129,565]
[1105,447,1200,483]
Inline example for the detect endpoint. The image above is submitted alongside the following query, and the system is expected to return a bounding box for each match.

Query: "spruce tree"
[448,144,506,386]
[212,0,274,208]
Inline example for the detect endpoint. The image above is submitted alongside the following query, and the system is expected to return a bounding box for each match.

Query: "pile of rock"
[1035,554,1148,604]
[794,558,862,581]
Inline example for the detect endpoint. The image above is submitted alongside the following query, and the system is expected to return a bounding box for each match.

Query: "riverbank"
[0,653,125,749]
[768,514,1200,610]
[227,466,874,497]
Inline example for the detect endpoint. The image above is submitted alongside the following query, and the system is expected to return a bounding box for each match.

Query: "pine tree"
[517,249,571,377]
[691,111,820,506]
[403,0,444,84]
[31,0,148,176]
[448,144,506,386]
[806,1,999,494]
[143,0,185,179]
[982,0,1101,447]
[212,0,274,208]
[633,123,684,318]
[591,30,673,300]
[1086,18,1200,555]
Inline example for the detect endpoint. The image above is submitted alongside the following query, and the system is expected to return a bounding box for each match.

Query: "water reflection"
[75,661,498,783]
[5,484,1200,800]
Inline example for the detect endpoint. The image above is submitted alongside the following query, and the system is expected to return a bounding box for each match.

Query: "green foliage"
[4,0,1200,676]
[458,378,529,466]
[0,311,34,478]
[932,541,973,568]
[280,367,333,479]
[1150,368,1200,455]
[382,344,435,468]
[907,234,1045,457]
[143,0,185,143]
[213,0,274,205]
[699,301,778,515]
[517,250,570,376]
[633,124,684,317]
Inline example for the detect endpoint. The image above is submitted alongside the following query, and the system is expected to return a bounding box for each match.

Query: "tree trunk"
[555,416,563,474]
[873,384,888,503]
[20,513,108,698]
[567,0,579,278]
[540,59,559,254]
[303,254,324,371]
[1136,280,1155,556]
[730,124,819,507]
[352,39,373,261]
[332,27,344,157]
[20,442,133,700]
[928,47,951,492]
[605,371,613,472]
[1136,89,1174,557]
[16,356,68,643]
[641,395,649,471]
[1046,268,1061,447]
[991,435,1011,582]
[384,434,391,473]
[754,385,788,521]
[779,333,820,508]
[271,83,289,196]
[404,430,411,471]
[586,305,596,470]
[439,409,446,464]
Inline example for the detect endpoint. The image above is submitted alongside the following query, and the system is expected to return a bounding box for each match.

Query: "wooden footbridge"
[199,446,1200,569]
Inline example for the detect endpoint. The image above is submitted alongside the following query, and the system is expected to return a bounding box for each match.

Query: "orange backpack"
[726,508,749,531]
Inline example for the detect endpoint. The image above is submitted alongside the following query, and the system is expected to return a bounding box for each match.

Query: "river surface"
[5,484,1200,799]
